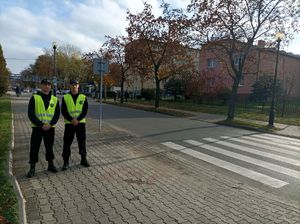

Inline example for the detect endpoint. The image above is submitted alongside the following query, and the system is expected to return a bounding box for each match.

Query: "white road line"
[254,134,300,147]
[205,137,300,166]
[262,133,300,144]
[162,141,288,188]
[241,135,300,151]
[186,139,300,180]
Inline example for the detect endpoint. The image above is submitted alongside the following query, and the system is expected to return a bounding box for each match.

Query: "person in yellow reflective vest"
[27,79,60,178]
[61,79,89,170]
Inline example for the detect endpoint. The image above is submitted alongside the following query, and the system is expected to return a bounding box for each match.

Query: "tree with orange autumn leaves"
[21,44,91,89]
[126,2,193,108]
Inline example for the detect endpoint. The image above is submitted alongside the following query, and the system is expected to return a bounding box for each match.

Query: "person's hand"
[71,119,79,126]
[42,123,51,131]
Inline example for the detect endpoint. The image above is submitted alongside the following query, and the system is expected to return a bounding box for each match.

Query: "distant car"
[32,88,41,94]
[62,89,69,95]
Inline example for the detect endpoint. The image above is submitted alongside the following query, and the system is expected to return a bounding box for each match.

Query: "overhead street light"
[268,32,285,127]
[52,42,57,96]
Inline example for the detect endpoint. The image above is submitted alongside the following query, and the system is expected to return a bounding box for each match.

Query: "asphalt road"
[91,102,255,141]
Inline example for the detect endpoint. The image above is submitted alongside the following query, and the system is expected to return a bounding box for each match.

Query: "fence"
[242,98,300,118]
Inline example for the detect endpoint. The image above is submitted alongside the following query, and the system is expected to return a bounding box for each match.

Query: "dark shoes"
[47,161,58,173]
[80,156,90,167]
[27,161,57,178]
[62,156,90,170]
[26,163,35,178]
[62,160,69,171]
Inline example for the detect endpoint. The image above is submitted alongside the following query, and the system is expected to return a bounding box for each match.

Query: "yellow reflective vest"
[32,95,58,127]
[63,93,86,124]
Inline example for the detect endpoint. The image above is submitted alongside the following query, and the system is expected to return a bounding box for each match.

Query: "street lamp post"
[52,42,57,96]
[268,32,285,127]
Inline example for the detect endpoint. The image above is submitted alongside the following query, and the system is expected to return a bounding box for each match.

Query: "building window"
[239,75,245,86]
[207,58,217,68]
[234,54,241,66]
[207,78,215,87]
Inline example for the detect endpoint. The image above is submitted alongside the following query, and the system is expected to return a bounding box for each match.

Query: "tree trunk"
[174,90,177,101]
[227,78,239,121]
[120,75,124,104]
[281,95,286,117]
[155,76,160,108]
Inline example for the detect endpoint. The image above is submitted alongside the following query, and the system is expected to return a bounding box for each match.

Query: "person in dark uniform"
[124,90,129,102]
[61,79,89,170]
[27,79,60,178]
[15,85,21,96]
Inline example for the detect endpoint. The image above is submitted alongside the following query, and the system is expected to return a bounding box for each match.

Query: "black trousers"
[62,123,86,160]
[29,127,55,163]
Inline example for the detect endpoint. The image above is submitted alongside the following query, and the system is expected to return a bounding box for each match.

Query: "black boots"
[26,163,35,178]
[47,160,58,173]
[62,160,69,171]
[62,156,89,169]
[27,161,57,178]
[80,155,90,167]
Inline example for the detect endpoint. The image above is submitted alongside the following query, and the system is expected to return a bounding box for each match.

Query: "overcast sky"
[1,0,300,74]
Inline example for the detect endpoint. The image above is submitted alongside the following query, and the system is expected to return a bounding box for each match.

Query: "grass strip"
[216,119,280,133]
[0,96,18,224]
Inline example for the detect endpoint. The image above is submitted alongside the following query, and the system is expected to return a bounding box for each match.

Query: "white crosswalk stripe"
[240,135,300,151]
[220,136,300,155]
[207,137,300,165]
[162,134,300,188]
[162,141,288,188]
[262,133,300,144]
[186,139,300,179]
[255,134,300,147]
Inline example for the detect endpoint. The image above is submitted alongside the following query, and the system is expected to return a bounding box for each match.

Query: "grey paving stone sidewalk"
[12,97,300,224]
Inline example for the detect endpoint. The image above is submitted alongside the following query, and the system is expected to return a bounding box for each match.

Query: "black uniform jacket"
[28,91,60,127]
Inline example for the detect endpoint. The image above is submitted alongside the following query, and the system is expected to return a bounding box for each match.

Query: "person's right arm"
[61,97,73,122]
[28,96,43,127]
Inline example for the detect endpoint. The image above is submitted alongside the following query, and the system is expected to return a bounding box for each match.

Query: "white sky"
[1,0,299,74]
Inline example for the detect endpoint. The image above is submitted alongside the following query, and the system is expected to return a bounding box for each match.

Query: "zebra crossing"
[162,133,300,188]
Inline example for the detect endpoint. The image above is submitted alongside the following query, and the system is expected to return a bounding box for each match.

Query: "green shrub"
[141,88,155,100]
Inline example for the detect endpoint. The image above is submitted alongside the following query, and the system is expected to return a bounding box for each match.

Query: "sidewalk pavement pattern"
[12,96,300,224]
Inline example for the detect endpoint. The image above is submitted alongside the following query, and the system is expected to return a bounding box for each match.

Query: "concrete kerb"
[8,112,27,224]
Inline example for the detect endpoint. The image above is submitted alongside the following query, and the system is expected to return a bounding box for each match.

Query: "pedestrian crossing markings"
[162,134,300,188]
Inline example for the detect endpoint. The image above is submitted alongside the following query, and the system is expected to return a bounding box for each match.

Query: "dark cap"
[70,79,79,85]
[41,79,52,85]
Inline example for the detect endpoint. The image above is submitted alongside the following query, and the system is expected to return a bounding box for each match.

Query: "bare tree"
[102,35,134,103]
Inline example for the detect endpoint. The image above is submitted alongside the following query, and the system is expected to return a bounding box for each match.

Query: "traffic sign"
[93,58,109,75]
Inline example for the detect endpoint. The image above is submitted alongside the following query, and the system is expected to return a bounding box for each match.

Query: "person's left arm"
[50,100,60,126]
[76,97,88,121]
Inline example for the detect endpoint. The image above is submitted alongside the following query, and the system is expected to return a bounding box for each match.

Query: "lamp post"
[52,42,57,96]
[268,32,285,127]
